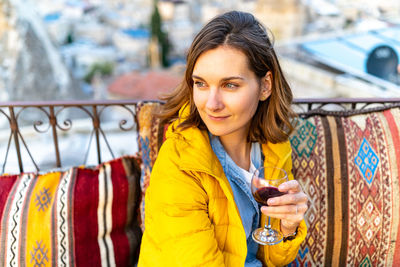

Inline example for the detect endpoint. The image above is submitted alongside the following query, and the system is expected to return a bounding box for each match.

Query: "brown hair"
[159,11,296,143]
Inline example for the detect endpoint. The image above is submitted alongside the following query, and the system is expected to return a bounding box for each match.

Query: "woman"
[138,11,308,267]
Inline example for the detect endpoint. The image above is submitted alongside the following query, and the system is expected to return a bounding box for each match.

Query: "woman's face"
[192,46,271,144]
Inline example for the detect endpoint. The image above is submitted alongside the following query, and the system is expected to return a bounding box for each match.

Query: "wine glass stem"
[264,216,272,230]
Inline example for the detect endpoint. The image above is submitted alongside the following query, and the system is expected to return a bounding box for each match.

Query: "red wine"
[254,187,286,206]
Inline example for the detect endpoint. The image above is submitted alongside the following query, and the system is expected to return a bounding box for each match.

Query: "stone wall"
[254,0,306,41]
[280,56,399,98]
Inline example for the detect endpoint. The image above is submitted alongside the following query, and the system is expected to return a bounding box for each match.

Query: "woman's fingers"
[261,203,308,217]
[261,203,308,227]
[278,180,301,193]
[267,191,308,206]
[260,179,309,227]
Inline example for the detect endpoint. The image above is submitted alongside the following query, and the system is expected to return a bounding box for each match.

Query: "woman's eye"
[194,81,206,87]
[225,83,238,89]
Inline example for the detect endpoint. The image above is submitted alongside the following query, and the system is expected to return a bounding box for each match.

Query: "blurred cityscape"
[1,0,400,103]
[1,0,400,172]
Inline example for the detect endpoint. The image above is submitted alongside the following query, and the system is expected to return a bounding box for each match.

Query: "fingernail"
[261,207,268,213]
[268,199,275,205]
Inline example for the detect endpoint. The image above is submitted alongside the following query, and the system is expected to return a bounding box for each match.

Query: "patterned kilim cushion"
[0,156,141,267]
[289,107,400,266]
[136,102,165,231]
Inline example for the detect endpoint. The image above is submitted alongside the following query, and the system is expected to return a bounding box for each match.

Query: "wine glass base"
[252,227,283,246]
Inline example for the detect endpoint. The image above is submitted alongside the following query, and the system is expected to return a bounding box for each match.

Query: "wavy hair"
[159,11,296,143]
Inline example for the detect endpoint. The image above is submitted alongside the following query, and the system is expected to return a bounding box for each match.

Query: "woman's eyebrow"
[221,76,245,82]
[192,75,245,81]
[192,75,205,80]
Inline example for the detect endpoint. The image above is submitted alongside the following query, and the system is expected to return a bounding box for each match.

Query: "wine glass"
[251,166,288,245]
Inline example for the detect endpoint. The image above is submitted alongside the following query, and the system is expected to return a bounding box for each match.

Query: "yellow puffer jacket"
[138,109,307,267]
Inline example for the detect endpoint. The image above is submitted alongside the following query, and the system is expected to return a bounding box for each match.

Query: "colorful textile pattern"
[0,156,142,267]
[354,138,380,185]
[289,108,400,267]
[136,102,165,231]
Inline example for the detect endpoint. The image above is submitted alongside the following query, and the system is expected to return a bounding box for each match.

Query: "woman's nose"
[206,88,224,112]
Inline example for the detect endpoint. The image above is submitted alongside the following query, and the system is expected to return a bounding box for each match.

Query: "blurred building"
[158,1,198,59]
[278,25,400,98]
[303,0,345,33]
[74,21,111,45]
[43,13,71,45]
[254,0,306,41]
[112,29,150,68]
[61,41,119,79]
[99,0,153,29]
[334,0,400,18]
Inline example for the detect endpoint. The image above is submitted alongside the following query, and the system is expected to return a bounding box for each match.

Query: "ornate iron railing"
[0,100,152,173]
[294,98,400,118]
[0,98,399,173]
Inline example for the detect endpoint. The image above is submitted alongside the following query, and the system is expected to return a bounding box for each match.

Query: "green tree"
[84,62,114,83]
[150,2,170,67]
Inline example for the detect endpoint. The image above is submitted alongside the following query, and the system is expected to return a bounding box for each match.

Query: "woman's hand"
[260,180,308,235]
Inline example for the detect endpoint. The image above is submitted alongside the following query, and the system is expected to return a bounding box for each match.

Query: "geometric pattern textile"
[354,138,380,185]
[289,108,400,267]
[0,156,142,267]
[136,102,166,232]
[290,119,318,158]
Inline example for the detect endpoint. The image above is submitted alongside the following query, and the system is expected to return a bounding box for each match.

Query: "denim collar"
[208,133,261,216]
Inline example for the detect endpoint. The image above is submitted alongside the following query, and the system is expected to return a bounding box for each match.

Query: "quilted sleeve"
[138,139,225,267]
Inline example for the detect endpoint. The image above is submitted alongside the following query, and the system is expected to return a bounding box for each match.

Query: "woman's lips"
[208,114,230,121]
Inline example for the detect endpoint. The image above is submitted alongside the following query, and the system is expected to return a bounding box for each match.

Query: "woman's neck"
[219,136,252,171]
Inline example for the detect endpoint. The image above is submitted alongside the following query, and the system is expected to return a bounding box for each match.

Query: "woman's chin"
[207,128,231,138]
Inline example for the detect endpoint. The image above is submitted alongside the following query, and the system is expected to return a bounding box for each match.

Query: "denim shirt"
[209,133,263,267]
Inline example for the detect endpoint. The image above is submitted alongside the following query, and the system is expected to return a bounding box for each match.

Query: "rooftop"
[300,26,400,88]
[108,70,182,100]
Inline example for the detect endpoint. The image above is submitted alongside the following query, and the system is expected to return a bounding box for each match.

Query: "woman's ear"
[259,71,272,101]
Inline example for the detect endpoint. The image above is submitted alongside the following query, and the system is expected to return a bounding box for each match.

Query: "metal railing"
[0,100,147,173]
[294,97,400,117]
[0,98,399,173]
